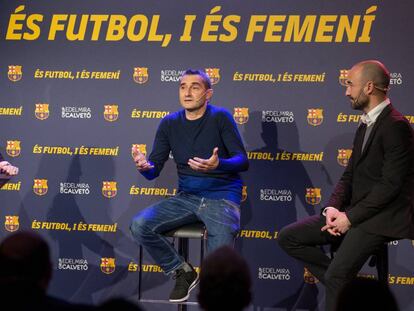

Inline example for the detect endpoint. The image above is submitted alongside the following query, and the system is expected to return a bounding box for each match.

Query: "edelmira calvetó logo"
[58,258,88,271]
[61,106,91,119]
[60,182,90,195]
[258,267,290,280]
[262,111,294,123]
[390,72,403,86]
[260,189,292,202]
[160,69,185,82]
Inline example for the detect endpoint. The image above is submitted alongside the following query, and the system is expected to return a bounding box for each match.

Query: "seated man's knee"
[277,225,296,250]
[130,213,151,241]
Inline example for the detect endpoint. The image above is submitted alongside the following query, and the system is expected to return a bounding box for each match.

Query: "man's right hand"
[132,146,154,172]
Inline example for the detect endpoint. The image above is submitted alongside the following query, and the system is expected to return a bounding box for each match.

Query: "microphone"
[351,88,365,109]
[352,83,389,107]
[189,89,210,103]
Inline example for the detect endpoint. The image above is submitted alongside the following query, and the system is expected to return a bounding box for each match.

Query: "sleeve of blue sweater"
[216,109,249,172]
[140,119,171,180]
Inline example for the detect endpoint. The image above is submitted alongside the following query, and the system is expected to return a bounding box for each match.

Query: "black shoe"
[169,265,199,302]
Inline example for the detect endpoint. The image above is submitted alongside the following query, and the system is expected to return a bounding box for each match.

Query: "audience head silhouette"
[0,231,52,292]
[335,277,399,311]
[197,246,252,311]
[0,231,95,311]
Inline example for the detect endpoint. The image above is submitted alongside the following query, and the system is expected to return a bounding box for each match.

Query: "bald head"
[353,60,390,93]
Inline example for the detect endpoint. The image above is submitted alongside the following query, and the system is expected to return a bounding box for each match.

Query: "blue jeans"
[130,192,240,274]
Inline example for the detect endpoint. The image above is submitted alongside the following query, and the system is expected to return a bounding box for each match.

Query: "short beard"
[350,93,369,111]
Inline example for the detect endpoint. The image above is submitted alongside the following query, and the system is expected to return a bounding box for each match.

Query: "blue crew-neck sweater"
[141,104,249,204]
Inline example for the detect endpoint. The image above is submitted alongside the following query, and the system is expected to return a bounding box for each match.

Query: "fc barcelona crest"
[35,103,50,120]
[100,257,116,274]
[205,68,220,85]
[305,188,321,205]
[304,267,319,284]
[338,69,349,86]
[241,186,248,202]
[104,105,119,122]
[102,181,117,198]
[131,144,147,158]
[307,109,323,126]
[133,67,149,84]
[5,216,19,232]
[8,65,22,82]
[233,107,249,125]
[33,179,48,196]
[337,149,352,167]
[6,140,21,157]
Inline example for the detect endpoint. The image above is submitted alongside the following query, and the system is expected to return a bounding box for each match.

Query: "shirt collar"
[360,98,390,126]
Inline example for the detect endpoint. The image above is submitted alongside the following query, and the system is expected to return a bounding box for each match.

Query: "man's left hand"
[0,161,19,176]
[321,207,341,236]
[331,212,351,234]
[188,147,219,172]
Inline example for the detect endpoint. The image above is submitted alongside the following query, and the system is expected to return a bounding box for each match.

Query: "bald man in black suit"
[278,60,414,311]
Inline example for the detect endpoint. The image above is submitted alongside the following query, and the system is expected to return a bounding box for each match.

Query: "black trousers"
[278,215,390,311]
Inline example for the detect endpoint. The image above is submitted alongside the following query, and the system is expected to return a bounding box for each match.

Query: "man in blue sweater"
[130,69,249,302]
[0,152,19,188]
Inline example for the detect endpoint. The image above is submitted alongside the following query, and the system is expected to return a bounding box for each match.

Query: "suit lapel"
[353,123,366,163]
[356,104,393,164]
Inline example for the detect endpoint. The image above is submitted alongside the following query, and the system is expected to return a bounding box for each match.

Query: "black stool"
[138,222,207,309]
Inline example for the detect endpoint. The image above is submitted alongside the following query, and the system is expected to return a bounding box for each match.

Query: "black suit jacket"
[327,104,414,239]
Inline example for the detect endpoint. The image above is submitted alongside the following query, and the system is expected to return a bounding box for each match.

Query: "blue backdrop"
[1,1,413,310]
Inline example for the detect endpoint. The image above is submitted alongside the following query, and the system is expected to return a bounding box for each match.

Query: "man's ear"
[366,81,375,95]
[206,89,213,100]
